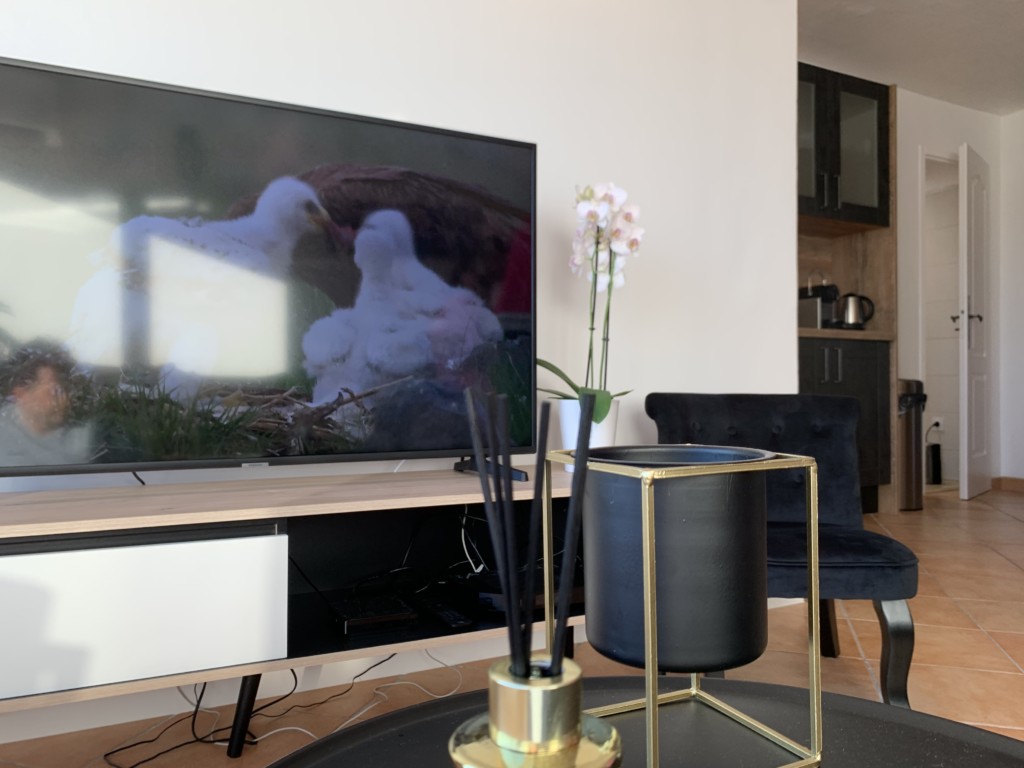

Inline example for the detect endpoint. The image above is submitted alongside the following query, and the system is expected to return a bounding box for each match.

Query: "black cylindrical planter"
[582,445,772,672]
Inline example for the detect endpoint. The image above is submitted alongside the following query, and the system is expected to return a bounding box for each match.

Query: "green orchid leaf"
[538,360,626,423]
[536,358,580,395]
[538,386,578,400]
[579,387,613,424]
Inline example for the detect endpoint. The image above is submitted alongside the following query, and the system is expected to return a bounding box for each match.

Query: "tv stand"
[0,468,572,756]
[452,456,529,482]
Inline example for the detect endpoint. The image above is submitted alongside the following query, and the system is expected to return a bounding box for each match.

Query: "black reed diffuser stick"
[520,401,551,666]
[493,395,527,677]
[464,392,514,654]
[464,390,528,678]
[549,392,596,677]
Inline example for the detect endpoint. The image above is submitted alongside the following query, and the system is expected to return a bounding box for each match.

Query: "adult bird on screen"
[66,177,348,384]
[302,209,503,405]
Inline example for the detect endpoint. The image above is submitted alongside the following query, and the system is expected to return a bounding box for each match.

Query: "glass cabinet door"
[838,90,880,209]
[798,79,817,200]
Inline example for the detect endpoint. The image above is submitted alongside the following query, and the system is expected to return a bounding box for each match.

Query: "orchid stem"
[584,232,601,390]
[600,252,615,391]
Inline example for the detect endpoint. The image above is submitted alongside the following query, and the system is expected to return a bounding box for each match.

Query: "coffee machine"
[797,282,841,328]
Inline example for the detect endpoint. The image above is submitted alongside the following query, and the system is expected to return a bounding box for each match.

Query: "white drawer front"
[0,534,287,699]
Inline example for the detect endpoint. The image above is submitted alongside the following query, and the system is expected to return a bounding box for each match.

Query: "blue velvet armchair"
[644,392,918,708]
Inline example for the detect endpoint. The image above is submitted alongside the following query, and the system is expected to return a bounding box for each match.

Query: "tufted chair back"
[644,393,864,528]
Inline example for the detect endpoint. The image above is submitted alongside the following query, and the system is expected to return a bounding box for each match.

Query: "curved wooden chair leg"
[873,599,914,709]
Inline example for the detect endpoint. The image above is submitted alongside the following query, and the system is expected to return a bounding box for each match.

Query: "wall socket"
[931,417,945,431]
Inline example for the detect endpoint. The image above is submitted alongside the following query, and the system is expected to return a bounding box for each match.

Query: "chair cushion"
[768,523,919,600]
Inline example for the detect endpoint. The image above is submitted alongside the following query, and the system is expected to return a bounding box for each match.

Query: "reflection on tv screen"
[0,59,535,475]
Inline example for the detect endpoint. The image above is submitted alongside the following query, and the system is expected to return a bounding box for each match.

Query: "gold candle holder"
[449,654,621,768]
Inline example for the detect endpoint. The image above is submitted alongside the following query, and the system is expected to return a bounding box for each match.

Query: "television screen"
[0,58,535,476]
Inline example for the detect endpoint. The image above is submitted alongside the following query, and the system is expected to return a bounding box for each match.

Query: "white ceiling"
[798,0,1024,116]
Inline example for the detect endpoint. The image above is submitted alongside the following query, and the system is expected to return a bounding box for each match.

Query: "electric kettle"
[840,293,874,328]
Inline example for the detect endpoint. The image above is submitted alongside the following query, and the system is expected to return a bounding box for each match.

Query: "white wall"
[0,0,799,741]
[895,89,1005,475]
[1000,109,1024,478]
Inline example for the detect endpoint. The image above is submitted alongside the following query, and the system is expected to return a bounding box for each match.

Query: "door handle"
[818,347,843,384]
[969,313,984,322]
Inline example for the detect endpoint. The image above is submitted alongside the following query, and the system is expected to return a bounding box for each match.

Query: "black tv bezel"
[0,56,538,479]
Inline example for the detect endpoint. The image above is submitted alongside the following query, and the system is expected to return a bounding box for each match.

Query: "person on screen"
[0,341,93,467]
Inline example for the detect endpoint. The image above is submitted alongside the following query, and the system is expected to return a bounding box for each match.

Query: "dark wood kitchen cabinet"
[799,337,891,512]
[799,63,890,233]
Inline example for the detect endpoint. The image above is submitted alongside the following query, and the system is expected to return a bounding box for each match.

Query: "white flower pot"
[557,399,620,471]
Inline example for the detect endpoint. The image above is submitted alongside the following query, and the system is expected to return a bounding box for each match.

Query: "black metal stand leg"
[227,673,262,758]
[820,599,841,657]
[874,599,914,709]
[563,625,575,659]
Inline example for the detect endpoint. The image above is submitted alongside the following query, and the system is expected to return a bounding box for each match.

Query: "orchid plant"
[539,183,644,423]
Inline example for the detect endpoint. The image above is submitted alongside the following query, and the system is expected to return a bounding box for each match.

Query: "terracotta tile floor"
[2,487,1023,766]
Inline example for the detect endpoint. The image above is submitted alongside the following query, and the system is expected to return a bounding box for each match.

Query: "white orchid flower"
[576,199,611,227]
[593,182,628,209]
[609,221,634,254]
[625,226,645,253]
[616,204,640,225]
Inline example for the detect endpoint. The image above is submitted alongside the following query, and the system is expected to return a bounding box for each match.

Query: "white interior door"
[958,143,992,499]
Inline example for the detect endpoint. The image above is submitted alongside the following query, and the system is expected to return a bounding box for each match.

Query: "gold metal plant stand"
[542,449,823,768]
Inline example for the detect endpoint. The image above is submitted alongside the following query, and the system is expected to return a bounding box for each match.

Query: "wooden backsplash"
[798,226,896,339]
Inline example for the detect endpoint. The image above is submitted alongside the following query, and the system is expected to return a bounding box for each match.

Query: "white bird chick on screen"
[302,209,503,405]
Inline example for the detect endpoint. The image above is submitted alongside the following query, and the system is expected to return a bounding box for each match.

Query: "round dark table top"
[269,676,1024,767]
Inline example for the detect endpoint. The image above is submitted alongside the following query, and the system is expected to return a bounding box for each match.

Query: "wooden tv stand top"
[0,468,574,540]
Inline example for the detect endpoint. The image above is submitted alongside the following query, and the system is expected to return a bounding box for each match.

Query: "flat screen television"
[0,57,536,478]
